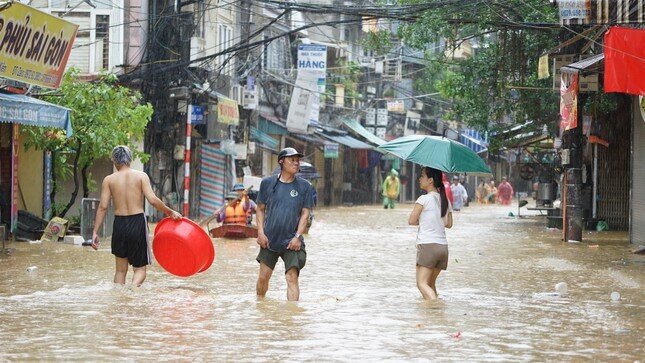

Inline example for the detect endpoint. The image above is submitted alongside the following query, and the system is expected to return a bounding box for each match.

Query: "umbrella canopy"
[272,161,320,180]
[378,135,492,175]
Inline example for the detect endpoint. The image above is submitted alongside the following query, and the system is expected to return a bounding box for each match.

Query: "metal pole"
[10,124,19,236]
[43,150,52,220]
[183,104,192,216]
[592,143,598,218]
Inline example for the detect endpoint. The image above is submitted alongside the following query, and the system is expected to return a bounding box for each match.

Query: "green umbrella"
[378,135,492,175]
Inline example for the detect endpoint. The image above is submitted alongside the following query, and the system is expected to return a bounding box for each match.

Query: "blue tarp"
[0,93,73,137]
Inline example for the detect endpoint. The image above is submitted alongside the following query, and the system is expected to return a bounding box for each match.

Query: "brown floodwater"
[0,203,643,361]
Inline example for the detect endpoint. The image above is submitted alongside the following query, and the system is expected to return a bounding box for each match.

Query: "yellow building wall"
[17,130,44,217]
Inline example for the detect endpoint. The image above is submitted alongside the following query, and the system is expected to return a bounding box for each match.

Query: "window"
[195,1,206,39]
[54,11,111,73]
[95,15,110,71]
[217,24,233,76]
[55,12,91,73]
[262,33,286,73]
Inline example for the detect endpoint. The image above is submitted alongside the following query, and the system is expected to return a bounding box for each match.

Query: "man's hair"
[112,145,132,166]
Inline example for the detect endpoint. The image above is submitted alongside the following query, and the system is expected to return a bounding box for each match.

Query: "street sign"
[324,143,339,158]
[191,105,204,125]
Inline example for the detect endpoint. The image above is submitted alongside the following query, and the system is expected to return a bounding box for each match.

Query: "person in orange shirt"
[216,191,256,226]
[232,183,257,225]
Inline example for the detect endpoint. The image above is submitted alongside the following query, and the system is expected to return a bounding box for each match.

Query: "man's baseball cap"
[232,183,245,191]
[278,147,304,160]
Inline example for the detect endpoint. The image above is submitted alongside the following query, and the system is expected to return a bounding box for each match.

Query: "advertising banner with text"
[0,2,78,88]
[287,44,327,133]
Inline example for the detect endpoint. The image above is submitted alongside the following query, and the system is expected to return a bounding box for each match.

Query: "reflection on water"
[0,203,643,360]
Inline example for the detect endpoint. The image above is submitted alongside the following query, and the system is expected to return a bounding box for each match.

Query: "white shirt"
[415,192,452,245]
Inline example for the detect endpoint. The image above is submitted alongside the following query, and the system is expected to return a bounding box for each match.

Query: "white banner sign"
[287,44,327,133]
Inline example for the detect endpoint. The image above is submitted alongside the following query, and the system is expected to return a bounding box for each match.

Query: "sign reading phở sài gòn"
[0,2,79,89]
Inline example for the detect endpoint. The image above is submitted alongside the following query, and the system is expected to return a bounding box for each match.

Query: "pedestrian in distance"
[92,145,182,287]
[255,147,313,301]
[382,168,401,209]
[450,175,468,211]
[496,177,514,205]
[461,176,474,207]
[408,166,453,300]
[476,180,487,204]
[487,180,498,204]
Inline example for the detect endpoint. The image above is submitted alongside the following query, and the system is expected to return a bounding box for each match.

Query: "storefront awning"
[561,53,604,75]
[318,133,374,149]
[250,126,279,151]
[290,132,327,146]
[0,93,73,137]
[341,118,386,146]
[259,113,288,135]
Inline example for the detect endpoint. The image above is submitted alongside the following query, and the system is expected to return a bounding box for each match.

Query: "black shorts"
[111,213,150,268]
[256,247,306,274]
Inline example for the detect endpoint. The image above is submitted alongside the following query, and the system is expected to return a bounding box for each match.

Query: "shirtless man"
[92,145,181,286]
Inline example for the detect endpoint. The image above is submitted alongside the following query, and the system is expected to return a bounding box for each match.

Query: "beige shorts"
[416,243,449,270]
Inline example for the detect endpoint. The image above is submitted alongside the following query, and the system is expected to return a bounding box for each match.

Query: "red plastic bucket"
[152,217,215,277]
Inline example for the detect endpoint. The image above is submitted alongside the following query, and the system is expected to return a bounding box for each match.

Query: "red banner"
[604,26,645,95]
[560,73,579,134]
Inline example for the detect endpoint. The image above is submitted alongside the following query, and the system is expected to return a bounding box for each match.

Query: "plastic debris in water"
[26,266,38,273]
[611,292,621,301]
[555,282,568,295]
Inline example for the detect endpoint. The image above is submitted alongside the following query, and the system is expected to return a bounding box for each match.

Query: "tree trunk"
[59,141,82,217]
[50,150,57,210]
[81,163,90,198]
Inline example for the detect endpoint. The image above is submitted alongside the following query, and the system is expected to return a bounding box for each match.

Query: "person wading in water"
[255,147,313,301]
[408,166,453,300]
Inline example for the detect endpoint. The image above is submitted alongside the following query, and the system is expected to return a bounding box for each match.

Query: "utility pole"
[562,99,584,243]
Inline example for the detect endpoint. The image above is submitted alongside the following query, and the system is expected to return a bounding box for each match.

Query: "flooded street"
[1,203,643,361]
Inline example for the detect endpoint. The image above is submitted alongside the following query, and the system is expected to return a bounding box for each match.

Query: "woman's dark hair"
[421,166,449,217]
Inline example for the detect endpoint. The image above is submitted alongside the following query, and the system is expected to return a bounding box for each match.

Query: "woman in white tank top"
[408,167,453,300]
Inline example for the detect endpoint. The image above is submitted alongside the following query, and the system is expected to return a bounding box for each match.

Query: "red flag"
[604,26,645,95]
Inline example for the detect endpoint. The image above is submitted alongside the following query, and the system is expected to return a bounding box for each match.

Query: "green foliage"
[24,68,152,216]
[395,0,561,133]
[328,60,363,106]
[47,202,68,218]
[360,29,393,56]
[583,88,619,119]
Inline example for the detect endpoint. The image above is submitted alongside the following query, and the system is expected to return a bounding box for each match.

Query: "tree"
[380,0,562,145]
[24,69,152,217]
